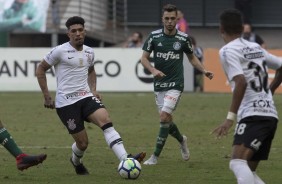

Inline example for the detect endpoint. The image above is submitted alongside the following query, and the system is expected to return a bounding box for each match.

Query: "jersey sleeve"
[263,49,282,70]
[86,47,95,67]
[142,34,154,53]
[91,51,95,66]
[44,46,61,66]
[183,37,193,54]
[219,48,244,81]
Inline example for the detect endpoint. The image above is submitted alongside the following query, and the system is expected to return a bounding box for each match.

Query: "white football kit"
[219,38,282,122]
[44,42,95,108]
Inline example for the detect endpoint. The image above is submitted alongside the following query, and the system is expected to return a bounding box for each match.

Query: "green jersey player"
[141,4,213,165]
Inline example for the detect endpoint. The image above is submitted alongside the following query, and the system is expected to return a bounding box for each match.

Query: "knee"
[76,140,88,151]
[160,112,172,122]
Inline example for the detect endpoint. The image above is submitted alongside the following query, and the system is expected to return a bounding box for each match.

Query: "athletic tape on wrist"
[226,112,237,121]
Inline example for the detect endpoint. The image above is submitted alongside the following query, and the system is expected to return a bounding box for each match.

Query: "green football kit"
[142,29,193,92]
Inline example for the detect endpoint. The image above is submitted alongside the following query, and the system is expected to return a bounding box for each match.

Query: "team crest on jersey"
[67,119,76,130]
[79,58,83,66]
[173,42,181,50]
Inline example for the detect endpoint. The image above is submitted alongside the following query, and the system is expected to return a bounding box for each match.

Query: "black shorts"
[56,96,105,134]
[233,116,278,161]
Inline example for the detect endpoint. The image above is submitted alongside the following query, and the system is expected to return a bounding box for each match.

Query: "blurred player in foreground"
[36,16,145,175]
[141,4,213,165]
[0,120,46,170]
[212,9,282,184]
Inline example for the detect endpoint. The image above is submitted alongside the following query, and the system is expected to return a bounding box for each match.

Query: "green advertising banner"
[0,0,49,32]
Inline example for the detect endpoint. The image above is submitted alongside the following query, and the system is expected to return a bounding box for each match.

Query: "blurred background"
[0,0,281,48]
[0,0,282,92]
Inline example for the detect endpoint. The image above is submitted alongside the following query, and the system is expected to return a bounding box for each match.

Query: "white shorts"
[154,90,182,114]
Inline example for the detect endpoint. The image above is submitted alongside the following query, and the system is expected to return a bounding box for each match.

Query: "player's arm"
[265,52,282,94]
[270,66,282,95]
[140,51,166,78]
[229,74,247,115]
[186,53,213,80]
[88,66,101,100]
[212,74,246,138]
[36,60,55,109]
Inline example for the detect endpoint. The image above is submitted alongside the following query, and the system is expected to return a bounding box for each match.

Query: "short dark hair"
[65,16,85,29]
[220,9,243,35]
[162,4,177,15]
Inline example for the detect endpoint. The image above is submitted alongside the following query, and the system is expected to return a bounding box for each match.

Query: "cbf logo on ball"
[135,58,154,83]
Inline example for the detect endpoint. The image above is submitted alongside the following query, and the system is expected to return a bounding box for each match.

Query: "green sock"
[0,128,23,157]
[169,123,183,143]
[153,122,170,157]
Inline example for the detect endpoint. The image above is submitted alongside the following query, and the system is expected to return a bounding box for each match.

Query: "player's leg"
[85,97,146,162]
[164,90,189,161]
[230,144,255,184]
[88,108,128,160]
[144,90,188,165]
[0,120,47,171]
[230,116,277,184]
[56,103,89,175]
[248,161,265,184]
[143,91,168,165]
[247,118,277,184]
[0,120,23,157]
[230,117,256,183]
[70,130,89,175]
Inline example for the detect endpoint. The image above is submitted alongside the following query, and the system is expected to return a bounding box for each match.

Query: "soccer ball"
[118,158,142,179]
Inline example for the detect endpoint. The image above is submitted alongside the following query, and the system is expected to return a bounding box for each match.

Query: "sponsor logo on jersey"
[158,42,163,46]
[241,46,261,53]
[155,82,176,88]
[67,50,75,53]
[65,91,89,99]
[253,99,271,108]
[244,52,264,59]
[68,57,74,59]
[156,51,180,60]
[164,94,177,101]
[173,42,181,50]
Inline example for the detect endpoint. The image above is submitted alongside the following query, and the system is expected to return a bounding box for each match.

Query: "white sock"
[253,172,265,184]
[229,159,255,184]
[103,127,128,161]
[71,142,84,166]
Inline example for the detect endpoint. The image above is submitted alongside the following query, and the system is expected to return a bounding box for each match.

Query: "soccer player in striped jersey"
[141,4,213,165]
[212,9,282,184]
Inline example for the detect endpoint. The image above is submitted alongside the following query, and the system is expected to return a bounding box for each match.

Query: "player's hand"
[211,119,233,139]
[152,69,166,79]
[204,71,214,80]
[93,91,102,101]
[44,96,55,109]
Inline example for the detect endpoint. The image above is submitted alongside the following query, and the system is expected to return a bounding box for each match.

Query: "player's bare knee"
[160,111,172,122]
[76,140,88,151]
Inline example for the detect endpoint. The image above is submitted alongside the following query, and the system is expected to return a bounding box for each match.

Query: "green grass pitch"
[0,92,281,184]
